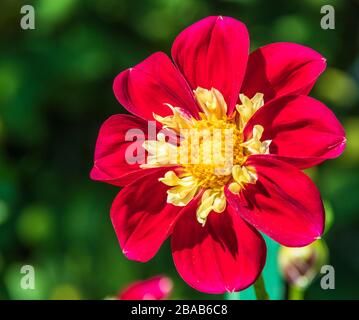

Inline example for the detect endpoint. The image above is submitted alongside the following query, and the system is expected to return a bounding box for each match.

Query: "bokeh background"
[0,0,358,300]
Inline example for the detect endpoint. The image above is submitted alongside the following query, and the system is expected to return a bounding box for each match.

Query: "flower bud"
[278,239,328,289]
[118,275,173,300]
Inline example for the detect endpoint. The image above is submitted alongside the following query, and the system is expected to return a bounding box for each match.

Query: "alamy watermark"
[20,265,35,290]
[320,5,335,30]
[124,121,236,175]
[19,4,335,31]
[20,5,35,30]
[320,265,335,290]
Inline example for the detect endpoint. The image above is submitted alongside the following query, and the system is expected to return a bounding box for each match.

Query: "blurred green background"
[0,0,358,300]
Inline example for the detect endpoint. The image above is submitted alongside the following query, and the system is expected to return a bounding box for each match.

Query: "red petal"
[244,95,346,168]
[226,155,325,247]
[119,276,173,300]
[172,16,249,113]
[111,169,181,262]
[242,43,326,102]
[90,114,159,186]
[113,52,199,121]
[171,200,266,294]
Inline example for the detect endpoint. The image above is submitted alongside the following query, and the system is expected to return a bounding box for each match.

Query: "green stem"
[288,285,304,300]
[253,274,269,300]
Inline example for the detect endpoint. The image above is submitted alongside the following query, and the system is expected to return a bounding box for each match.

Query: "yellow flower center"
[141,87,271,225]
[181,118,243,190]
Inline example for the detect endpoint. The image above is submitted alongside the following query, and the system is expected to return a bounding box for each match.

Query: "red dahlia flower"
[118,276,173,300]
[91,16,346,294]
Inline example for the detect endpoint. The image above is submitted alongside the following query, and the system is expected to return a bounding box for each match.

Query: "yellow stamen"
[140,133,178,168]
[167,184,198,207]
[231,165,257,188]
[196,189,226,225]
[160,171,199,206]
[153,104,193,132]
[142,88,271,225]
[228,182,241,194]
[241,125,271,155]
[194,87,227,120]
[236,93,264,130]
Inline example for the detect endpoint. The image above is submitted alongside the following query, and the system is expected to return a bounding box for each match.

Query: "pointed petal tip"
[113,52,199,120]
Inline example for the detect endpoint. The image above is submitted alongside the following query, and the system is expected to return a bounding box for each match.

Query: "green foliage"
[0,0,358,299]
